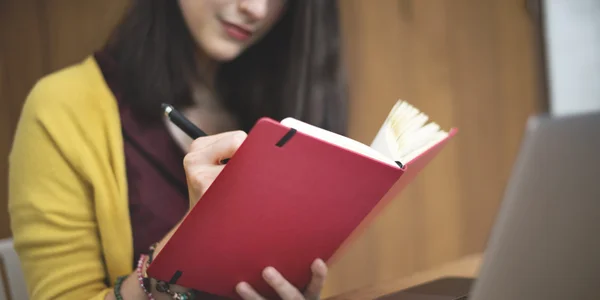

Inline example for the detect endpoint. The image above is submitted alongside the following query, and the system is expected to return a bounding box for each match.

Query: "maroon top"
[94,52,190,268]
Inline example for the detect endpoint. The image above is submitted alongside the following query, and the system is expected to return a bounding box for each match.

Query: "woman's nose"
[238,0,269,22]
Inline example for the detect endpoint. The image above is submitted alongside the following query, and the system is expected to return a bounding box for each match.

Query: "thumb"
[188,130,247,165]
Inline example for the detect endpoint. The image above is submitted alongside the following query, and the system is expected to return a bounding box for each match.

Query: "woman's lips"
[221,21,253,41]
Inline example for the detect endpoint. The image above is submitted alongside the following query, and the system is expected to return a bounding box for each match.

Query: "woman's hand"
[183,130,247,207]
[153,130,247,263]
[236,259,328,300]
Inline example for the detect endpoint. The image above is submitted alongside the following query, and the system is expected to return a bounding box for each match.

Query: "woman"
[8,0,348,299]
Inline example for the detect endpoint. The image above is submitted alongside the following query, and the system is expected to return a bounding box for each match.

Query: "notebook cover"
[146,118,453,299]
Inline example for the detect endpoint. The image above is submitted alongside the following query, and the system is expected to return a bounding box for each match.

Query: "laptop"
[376,111,600,300]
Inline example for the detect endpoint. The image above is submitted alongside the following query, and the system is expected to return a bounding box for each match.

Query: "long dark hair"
[104,0,348,134]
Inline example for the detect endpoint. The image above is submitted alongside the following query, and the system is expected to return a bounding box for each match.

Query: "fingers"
[264,267,305,300]
[186,164,223,199]
[237,267,305,300]
[183,130,247,206]
[236,282,266,300]
[185,163,224,208]
[187,130,247,165]
[304,259,328,300]
[237,260,328,300]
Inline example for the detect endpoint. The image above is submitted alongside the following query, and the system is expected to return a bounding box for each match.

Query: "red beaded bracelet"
[137,254,155,300]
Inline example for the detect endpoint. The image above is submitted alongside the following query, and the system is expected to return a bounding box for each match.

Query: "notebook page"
[378,100,449,163]
[280,118,398,168]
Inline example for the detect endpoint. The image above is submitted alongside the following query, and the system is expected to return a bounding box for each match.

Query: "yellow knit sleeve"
[8,76,114,300]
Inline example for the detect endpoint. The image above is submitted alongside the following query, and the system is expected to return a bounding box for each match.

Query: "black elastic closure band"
[276,128,297,147]
[169,270,183,284]
[395,161,404,168]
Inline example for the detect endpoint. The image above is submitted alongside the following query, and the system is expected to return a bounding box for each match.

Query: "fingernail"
[314,258,323,267]
[314,259,327,273]
[236,282,249,293]
[263,267,277,281]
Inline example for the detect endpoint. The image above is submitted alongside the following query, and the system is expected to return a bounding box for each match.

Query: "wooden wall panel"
[323,0,544,297]
[1,52,10,240]
[0,0,48,240]
[42,0,129,71]
[0,0,128,239]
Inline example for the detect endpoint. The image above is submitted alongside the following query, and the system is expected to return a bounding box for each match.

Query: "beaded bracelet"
[137,254,155,300]
[147,243,157,264]
[147,267,196,299]
[156,280,195,300]
[113,275,128,300]
[143,243,196,299]
[142,243,157,294]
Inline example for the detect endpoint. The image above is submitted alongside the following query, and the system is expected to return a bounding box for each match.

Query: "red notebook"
[146,100,458,299]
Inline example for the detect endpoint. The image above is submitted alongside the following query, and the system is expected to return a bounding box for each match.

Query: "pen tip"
[161,103,173,116]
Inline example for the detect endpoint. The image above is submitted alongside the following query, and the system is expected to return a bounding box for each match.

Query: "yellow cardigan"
[9,56,133,299]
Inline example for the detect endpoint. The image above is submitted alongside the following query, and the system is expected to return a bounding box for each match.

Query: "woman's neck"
[195,51,219,91]
[163,52,239,152]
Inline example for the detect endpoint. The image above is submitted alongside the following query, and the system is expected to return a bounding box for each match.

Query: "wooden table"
[325,254,483,300]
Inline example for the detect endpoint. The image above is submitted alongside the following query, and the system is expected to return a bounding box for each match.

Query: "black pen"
[161,103,230,164]
[162,103,207,139]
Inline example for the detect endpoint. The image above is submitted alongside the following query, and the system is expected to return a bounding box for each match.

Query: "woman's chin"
[203,41,245,62]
